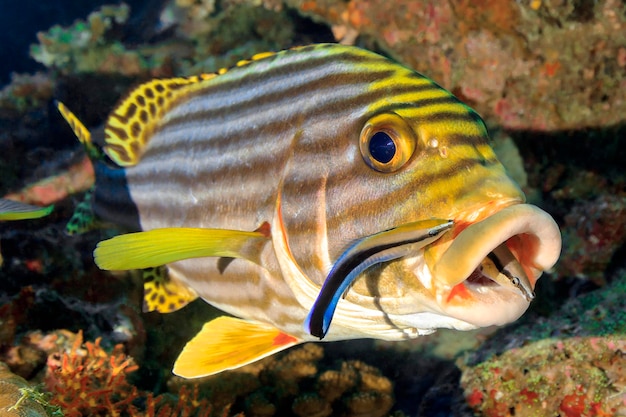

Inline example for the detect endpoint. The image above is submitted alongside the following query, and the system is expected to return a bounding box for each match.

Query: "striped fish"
[0,199,53,266]
[57,44,561,378]
[0,199,52,221]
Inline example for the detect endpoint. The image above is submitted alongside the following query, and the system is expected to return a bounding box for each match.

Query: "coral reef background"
[0,1,624,416]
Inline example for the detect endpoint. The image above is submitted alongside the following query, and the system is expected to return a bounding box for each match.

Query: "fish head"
[277,77,561,338]
[379,107,562,330]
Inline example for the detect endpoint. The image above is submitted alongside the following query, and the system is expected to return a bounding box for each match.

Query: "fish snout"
[427,204,561,327]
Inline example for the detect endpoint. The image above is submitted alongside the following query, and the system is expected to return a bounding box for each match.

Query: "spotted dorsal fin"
[103,50,287,167]
[103,74,216,167]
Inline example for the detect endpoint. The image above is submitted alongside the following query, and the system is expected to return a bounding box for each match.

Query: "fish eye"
[360,113,417,172]
[369,132,396,164]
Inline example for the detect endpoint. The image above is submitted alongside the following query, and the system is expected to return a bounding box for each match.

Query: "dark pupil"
[369,131,396,164]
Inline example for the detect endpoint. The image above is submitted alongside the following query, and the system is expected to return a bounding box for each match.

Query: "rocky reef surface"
[0,1,624,416]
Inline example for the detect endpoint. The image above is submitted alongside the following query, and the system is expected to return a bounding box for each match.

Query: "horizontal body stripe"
[147,89,473,167]
[280,157,505,243]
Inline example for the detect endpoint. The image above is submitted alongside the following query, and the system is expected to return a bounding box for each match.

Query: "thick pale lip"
[431,204,561,304]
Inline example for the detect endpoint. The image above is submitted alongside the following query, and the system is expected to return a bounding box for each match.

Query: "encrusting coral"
[461,336,626,416]
[460,269,626,417]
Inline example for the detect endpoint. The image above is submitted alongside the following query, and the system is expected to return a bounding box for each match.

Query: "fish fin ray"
[55,101,103,160]
[173,316,300,378]
[94,227,269,270]
[142,266,197,313]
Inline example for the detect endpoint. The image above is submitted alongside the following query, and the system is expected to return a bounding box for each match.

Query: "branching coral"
[42,331,217,417]
[44,330,140,416]
[30,5,134,74]
[0,73,54,114]
[137,386,217,417]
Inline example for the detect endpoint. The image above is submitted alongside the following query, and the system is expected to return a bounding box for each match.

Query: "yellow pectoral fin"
[0,199,53,221]
[94,227,269,271]
[173,316,300,378]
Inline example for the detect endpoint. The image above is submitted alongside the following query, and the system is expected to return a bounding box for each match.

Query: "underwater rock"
[458,269,626,413]
[4,156,94,207]
[558,194,626,285]
[290,0,626,131]
[461,336,626,416]
[0,362,49,417]
[464,269,626,366]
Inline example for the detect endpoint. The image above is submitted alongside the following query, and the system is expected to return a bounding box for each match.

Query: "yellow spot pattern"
[102,49,282,167]
[103,74,216,166]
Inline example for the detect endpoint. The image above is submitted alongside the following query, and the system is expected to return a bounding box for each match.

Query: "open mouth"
[304,203,561,338]
[462,242,535,301]
[430,203,561,324]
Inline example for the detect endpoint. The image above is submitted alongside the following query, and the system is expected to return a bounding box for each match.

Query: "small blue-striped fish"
[57,44,561,378]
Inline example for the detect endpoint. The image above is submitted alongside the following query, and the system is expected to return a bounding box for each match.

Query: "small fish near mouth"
[464,243,535,302]
[305,218,454,339]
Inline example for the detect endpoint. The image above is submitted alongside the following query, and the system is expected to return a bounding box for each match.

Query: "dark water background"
[0,0,155,85]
